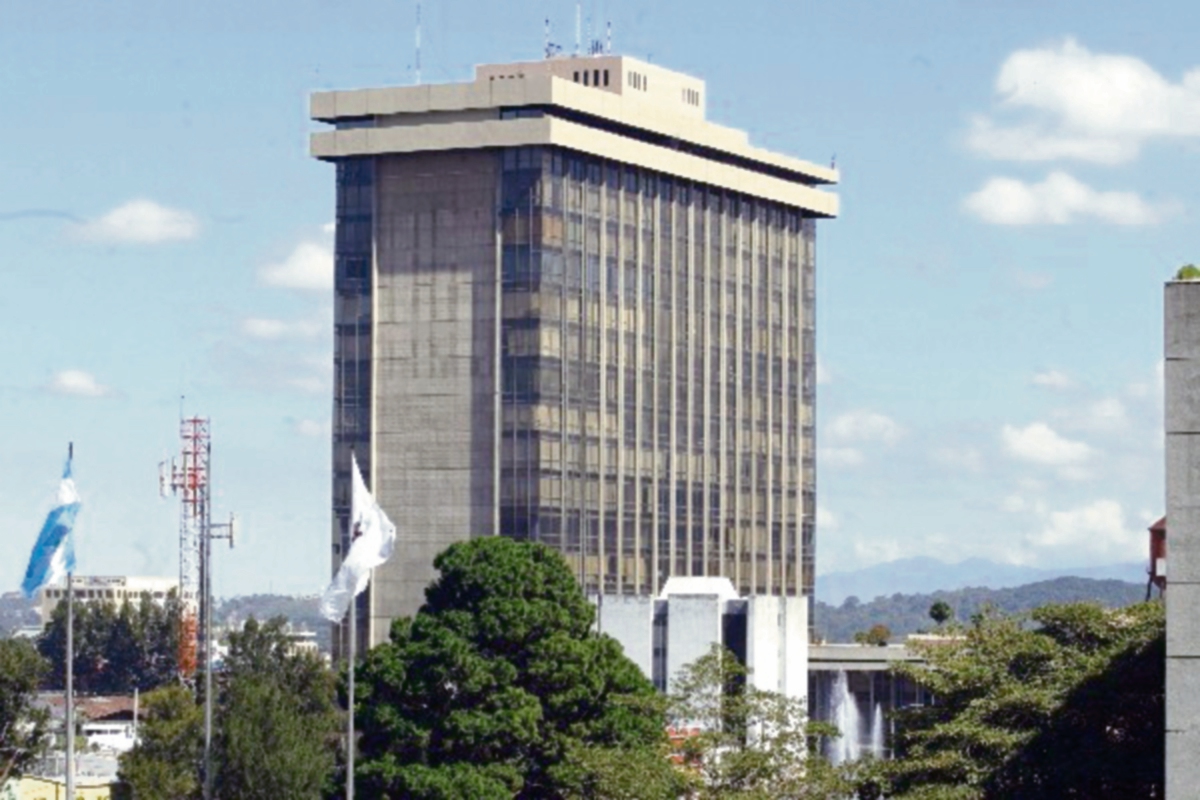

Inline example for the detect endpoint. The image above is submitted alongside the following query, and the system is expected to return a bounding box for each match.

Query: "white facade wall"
[592,578,808,700]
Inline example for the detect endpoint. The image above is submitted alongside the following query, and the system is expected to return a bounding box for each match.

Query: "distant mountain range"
[814,576,1150,644]
[816,556,1148,606]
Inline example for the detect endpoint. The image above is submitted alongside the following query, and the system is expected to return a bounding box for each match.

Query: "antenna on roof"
[575,3,581,56]
[544,18,562,59]
[414,0,422,85]
[606,21,612,54]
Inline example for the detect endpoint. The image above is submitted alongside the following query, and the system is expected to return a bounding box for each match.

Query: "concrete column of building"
[1166,279,1200,797]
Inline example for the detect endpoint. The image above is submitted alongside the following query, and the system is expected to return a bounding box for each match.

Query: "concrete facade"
[1166,279,1200,797]
[314,55,837,654]
[593,576,808,696]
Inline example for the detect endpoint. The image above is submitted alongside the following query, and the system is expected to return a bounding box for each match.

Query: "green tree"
[882,601,1164,799]
[354,537,669,800]
[115,685,203,800]
[666,645,848,800]
[213,616,338,800]
[853,624,891,646]
[928,601,953,626]
[39,592,182,693]
[0,638,50,786]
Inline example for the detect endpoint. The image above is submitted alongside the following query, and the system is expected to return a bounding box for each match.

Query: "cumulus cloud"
[931,446,984,473]
[969,37,1200,165]
[45,370,111,397]
[819,447,865,469]
[816,356,832,386]
[241,316,324,340]
[76,199,200,243]
[963,171,1171,226]
[1024,499,1142,562]
[1013,270,1053,291]
[1031,369,1073,390]
[259,241,333,291]
[1077,397,1130,432]
[816,506,839,531]
[291,418,330,437]
[1001,421,1092,465]
[828,410,903,445]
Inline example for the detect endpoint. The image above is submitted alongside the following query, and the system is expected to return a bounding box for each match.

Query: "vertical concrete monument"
[1165,276,1200,796]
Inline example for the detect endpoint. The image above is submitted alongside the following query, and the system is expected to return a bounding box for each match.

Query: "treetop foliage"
[38,592,182,694]
[0,638,50,786]
[355,536,666,800]
[881,601,1163,799]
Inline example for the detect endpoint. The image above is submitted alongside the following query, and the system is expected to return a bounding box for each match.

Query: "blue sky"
[2,0,1192,597]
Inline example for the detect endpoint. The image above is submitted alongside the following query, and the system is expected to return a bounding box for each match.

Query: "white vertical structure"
[1166,278,1200,797]
[593,576,808,697]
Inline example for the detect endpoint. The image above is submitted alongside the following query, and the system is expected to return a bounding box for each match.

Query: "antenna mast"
[575,3,581,55]
[160,415,235,800]
[606,21,612,54]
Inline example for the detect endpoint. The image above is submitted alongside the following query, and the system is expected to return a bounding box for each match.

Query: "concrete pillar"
[1165,279,1200,797]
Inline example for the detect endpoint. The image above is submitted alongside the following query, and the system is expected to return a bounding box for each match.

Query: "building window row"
[573,68,611,87]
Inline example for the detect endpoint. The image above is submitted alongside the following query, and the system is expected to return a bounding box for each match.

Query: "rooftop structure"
[312,54,837,654]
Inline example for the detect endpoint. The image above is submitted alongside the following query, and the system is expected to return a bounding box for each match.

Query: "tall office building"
[311,55,838,652]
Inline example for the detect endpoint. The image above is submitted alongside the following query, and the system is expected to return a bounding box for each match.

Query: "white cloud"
[45,370,111,397]
[1001,494,1029,513]
[1078,397,1130,432]
[322,221,336,235]
[963,171,1171,226]
[1031,370,1073,390]
[77,199,200,243]
[816,356,832,386]
[816,506,839,531]
[969,37,1200,165]
[828,410,903,445]
[931,446,984,473]
[1001,421,1092,465]
[259,241,333,291]
[291,418,330,437]
[819,447,865,469]
[1024,499,1142,562]
[241,317,324,340]
[1013,270,1053,291]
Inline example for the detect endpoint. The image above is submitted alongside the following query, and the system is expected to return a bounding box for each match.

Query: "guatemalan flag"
[21,455,81,598]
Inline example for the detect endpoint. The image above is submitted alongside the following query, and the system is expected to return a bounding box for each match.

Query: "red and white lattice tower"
[161,417,210,678]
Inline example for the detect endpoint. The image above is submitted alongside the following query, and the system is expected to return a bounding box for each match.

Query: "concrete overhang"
[311,72,838,189]
[310,114,838,217]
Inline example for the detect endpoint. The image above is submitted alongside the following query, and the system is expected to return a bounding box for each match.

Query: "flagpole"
[65,571,74,800]
[65,440,75,800]
[347,594,355,800]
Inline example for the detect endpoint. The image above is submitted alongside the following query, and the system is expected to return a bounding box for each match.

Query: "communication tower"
[161,416,209,677]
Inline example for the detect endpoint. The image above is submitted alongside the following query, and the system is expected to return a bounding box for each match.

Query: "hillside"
[813,576,1150,643]
[816,556,1147,606]
[0,592,39,636]
[215,594,328,652]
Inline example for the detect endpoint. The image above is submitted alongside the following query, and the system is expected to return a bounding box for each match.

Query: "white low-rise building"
[592,576,808,697]
[38,576,178,624]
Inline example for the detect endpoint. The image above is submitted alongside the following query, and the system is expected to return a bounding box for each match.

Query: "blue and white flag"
[21,456,81,598]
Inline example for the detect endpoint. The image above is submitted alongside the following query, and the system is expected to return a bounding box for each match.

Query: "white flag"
[320,453,397,623]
